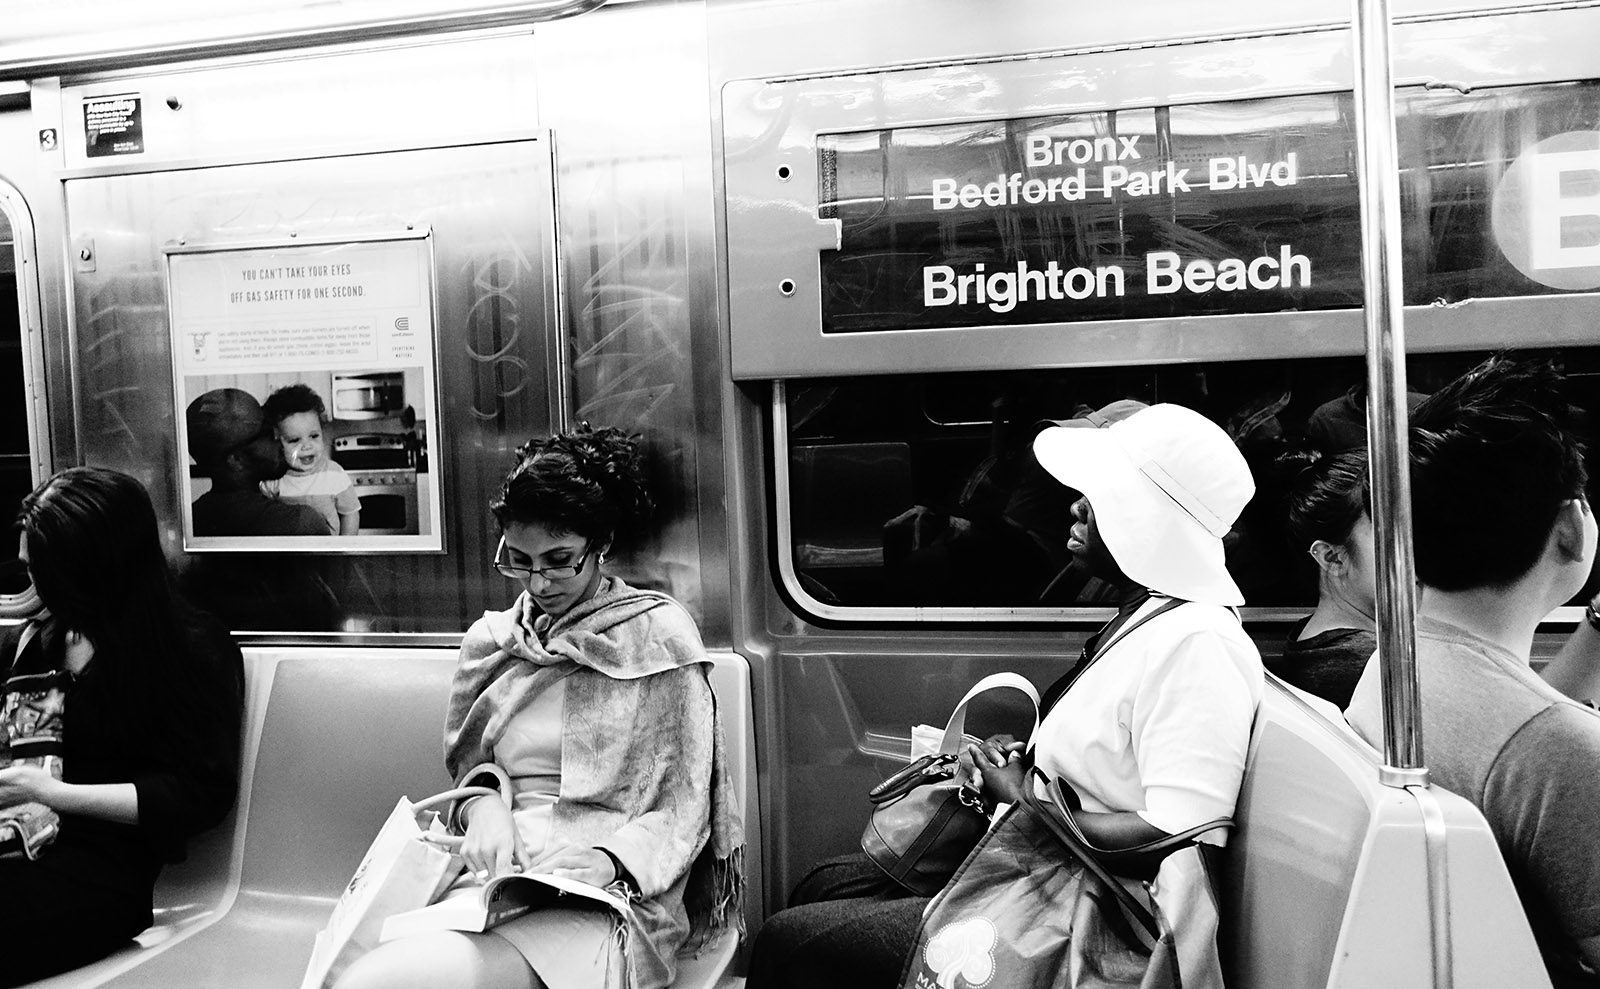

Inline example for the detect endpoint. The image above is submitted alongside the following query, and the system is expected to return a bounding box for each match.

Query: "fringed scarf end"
[684,845,747,957]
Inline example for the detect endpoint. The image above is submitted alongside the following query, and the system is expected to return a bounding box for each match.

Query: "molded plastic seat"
[26,647,756,989]
[1223,675,1552,989]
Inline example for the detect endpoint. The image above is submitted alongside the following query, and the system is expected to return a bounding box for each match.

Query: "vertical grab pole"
[1350,0,1427,786]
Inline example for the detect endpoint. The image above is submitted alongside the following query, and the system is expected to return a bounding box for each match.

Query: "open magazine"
[379,872,631,942]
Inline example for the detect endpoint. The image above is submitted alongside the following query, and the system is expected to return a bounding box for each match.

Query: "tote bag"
[299,784,504,989]
[899,771,1225,989]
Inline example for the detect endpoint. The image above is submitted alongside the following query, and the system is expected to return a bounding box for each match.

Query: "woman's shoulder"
[606,580,703,639]
[461,598,522,653]
[1141,600,1263,671]
[1145,599,1250,638]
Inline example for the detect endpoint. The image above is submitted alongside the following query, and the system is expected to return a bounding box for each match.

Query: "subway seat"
[24,647,757,989]
[1223,674,1551,989]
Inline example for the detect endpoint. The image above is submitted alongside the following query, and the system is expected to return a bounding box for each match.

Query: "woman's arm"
[129,625,245,853]
[579,665,718,898]
[0,766,138,824]
[968,743,1169,849]
[1064,809,1168,849]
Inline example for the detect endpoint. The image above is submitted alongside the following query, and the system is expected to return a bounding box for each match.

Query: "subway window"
[0,203,32,600]
[783,349,1600,614]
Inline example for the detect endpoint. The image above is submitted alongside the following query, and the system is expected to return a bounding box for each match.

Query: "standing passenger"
[0,467,244,986]
[336,425,742,989]
[1268,450,1376,707]
[748,404,1262,989]
[1344,356,1600,988]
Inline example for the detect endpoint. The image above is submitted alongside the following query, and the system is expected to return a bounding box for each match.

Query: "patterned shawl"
[445,577,743,984]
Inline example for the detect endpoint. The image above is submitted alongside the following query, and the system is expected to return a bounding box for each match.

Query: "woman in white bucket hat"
[964,402,1265,989]
[746,403,1263,989]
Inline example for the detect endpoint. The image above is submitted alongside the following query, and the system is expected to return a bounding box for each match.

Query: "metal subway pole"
[1350,0,1426,785]
[1352,4,1454,986]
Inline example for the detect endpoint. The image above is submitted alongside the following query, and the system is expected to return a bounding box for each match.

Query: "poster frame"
[164,228,446,554]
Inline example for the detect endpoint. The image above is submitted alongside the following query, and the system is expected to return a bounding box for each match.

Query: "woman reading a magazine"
[0,467,244,986]
[337,425,742,989]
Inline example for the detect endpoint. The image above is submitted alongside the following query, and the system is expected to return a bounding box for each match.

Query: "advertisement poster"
[167,234,444,552]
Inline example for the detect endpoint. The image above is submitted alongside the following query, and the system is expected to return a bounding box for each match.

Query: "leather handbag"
[861,672,1040,896]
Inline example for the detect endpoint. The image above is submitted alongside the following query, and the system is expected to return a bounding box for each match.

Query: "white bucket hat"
[1032,403,1255,606]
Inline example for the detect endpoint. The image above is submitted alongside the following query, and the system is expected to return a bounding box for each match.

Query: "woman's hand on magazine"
[527,846,617,887]
[460,797,529,880]
[0,764,60,809]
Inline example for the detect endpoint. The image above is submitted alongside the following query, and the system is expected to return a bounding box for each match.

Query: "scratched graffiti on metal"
[464,246,535,423]
[571,217,685,431]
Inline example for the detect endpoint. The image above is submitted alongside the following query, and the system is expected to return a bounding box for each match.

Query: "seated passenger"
[1267,450,1376,707]
[336,425,742,989]
[748,403,1263,989]
[0,467,244,986]
[1344,356,1600,987]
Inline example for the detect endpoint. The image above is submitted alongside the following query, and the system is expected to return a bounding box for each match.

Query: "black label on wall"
[83,94,144,158]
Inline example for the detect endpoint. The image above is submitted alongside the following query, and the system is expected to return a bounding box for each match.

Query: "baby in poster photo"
[259,383,361,536]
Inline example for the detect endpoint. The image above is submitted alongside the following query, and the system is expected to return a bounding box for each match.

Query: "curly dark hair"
[261,383,326,427]
[491,424,654,548]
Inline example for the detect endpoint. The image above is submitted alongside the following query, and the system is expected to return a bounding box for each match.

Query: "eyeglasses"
[492,537,594,581]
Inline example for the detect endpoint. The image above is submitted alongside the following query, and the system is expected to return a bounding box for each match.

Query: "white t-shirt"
[1031,595,1262,989]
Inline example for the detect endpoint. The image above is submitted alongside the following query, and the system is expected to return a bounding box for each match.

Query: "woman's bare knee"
[331,932,543,989]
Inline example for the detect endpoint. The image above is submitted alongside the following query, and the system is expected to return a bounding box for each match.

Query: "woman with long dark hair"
[0,467,244,985]
[336,425,742,989]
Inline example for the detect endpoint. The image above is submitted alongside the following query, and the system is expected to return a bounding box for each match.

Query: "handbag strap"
[939,672,1041,755]
[410,785,507,816]
[1089,596,1186,666]
[1019,769,1165,940]
[1043,775,1232,861]
[1021,767,1232,942]
[1039,595,1187,721]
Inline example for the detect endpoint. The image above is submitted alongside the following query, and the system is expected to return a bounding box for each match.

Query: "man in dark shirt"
[186,388,327,537]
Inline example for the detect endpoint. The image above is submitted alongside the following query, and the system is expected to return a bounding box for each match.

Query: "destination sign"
[817,94,1362,334]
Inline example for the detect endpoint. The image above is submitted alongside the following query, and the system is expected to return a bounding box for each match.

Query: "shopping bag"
[898,778,1193,989]
[299,785,504,989]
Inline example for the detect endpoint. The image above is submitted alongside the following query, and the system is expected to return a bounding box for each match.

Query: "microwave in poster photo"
[165,231,445,553]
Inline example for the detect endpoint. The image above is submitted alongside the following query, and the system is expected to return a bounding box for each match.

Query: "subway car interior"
[0,1,1597,986]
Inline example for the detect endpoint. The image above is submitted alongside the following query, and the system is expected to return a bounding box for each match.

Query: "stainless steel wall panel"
[62,140,560,632]
[530,1,724,633]
[51,34,541,173]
